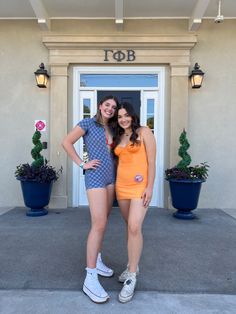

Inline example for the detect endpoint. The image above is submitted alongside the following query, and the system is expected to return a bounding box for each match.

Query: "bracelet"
[79,162,84,170]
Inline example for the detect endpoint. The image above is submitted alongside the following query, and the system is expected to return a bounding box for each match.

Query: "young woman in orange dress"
[113,102,156,303]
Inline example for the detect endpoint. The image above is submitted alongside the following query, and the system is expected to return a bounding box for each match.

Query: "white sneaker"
[118,272,137,303]
[96,253,114,277]
[118,264,139,283]
[83,268,109,303]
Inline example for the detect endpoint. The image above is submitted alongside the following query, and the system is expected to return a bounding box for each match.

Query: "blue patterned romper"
[78,117,116,190]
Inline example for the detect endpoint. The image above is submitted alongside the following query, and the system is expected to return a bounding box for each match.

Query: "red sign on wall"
[35,120,46,131]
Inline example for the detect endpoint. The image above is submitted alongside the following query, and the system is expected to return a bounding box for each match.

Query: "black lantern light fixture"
[34,63,50,88]
[189,63,204,88]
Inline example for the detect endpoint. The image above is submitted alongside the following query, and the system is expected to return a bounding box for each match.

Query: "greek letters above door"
[73,67,165,208]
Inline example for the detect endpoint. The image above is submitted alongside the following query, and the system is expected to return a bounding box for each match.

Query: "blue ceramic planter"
[168,179,204,219]
[20,180,53,216]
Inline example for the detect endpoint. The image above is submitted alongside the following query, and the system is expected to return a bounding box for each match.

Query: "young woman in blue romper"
[62,95,118,303]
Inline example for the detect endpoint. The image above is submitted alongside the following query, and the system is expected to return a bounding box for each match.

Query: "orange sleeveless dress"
[114,139,148,200]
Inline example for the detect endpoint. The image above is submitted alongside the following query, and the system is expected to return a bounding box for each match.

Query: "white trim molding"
[42,33,197,208]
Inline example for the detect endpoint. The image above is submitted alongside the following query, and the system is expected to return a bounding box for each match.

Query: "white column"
[166,64,189,209]
[49,64,68,208]
[169,65,189,166]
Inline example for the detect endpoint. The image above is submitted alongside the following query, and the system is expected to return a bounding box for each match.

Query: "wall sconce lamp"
[34,63,50,88]
[189,63,204,88]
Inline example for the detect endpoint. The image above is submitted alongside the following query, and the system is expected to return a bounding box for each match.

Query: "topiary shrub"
[15,130,62,183]
[31,130,44,168]
[165,129,209,181]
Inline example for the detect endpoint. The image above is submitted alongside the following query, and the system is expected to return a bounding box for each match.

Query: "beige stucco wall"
[189,20,236,209]
[0,20,49,207]
[0,19,235,209]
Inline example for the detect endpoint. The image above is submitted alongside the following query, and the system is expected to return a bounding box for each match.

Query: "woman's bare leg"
[127,199,148,273]
[118,199,131,254]
[118,199,130,224]
[106,184,115,217]
[97,184,115,255]
[118,199,131,274]
[86,188,109,268]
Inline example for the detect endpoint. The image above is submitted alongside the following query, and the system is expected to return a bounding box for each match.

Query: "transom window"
[80,74,158,88]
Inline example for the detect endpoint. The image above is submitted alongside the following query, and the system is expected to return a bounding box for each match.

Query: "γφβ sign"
[104,49,136,62]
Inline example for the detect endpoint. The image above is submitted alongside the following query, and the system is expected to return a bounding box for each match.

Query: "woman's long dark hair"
[95,95,119,127]
[113,102,141,148]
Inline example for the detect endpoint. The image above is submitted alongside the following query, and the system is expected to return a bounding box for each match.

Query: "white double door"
[73,89,164,208]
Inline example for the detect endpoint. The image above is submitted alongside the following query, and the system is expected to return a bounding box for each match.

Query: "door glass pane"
[80,74,158,87]
[83,98,90,113]
[146,98,155,130]
[147,99,154,114]
[83,98,91,119]
[82,97,92,163]
[147,115,154,130]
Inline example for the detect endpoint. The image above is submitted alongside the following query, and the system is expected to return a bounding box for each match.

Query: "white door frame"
[73,66,165,207]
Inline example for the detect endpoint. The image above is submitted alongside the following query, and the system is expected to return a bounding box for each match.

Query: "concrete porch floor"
[0,206,236,313]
